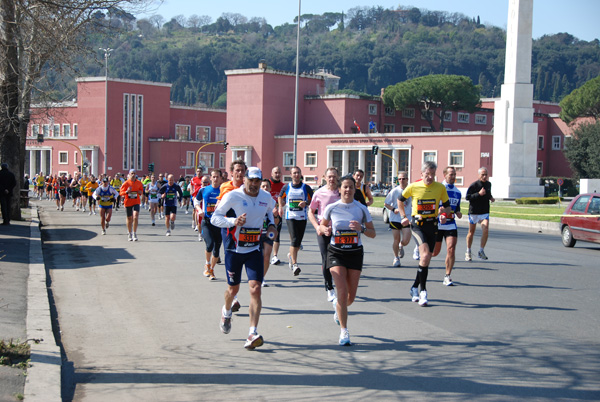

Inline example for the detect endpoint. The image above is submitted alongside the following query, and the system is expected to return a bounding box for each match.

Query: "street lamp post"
[99,47,112,175]
[293,0,301,166]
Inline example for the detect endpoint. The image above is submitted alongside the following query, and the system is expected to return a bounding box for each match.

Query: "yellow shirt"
[111,178,123,190]
[401,180,449,218]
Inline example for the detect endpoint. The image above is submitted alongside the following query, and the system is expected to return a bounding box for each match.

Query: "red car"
[561,193,600,247]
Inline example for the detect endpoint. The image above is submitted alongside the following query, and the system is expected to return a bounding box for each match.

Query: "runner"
[268,166,285,265]
[70,173,82,210]
[308,167,341,302]
[146,174,160,226]
[278,166,313,276]
[397,161,451,307]
[111,173,123,210]
[181,176,191,214]
[158,174,183,236]
[84,175,99,215]
[319,174,376,346]
[353,169,374,206]
[141,174,151,209]
[259,179,277,287]
[120,169,144,241]
[55,174,68,211]
[198,169,223,280]
[79,173,90,212]
[156,173,167,219]
[383,171,412,267]
[211,167,277,350]
[190,168,204,231]
[432,167,463,286]
[92,177,119,235]
[36,172,45,200]
[465,167,495,261]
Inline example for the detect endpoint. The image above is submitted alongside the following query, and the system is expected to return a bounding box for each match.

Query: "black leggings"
[317,234,334,291]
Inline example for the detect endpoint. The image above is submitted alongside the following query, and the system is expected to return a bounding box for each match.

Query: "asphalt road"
[38,201,600,401]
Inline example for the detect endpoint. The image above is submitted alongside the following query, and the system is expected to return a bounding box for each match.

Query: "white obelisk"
[492,0,543,198]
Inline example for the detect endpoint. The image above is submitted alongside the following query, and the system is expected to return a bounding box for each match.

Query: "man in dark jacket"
[0,163,17,225]
[465,167,495,261]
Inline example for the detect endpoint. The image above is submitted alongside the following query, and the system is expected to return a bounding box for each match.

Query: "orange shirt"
[120,179,144,207]
[217,180,242,200]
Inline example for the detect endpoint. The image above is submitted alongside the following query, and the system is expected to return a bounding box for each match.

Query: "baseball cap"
[129,169,136,174]
[246,167,262,180]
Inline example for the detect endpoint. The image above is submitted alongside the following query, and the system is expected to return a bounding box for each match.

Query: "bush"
[515,196,560,205]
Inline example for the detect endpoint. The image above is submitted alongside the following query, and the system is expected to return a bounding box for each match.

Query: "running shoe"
[93,211,97,215]
[128,233,133,242]
[443,275,453,286]
[327,289,337,302]
[333,311,340,326]
[102,229,106,235]
[89,211,92,216]
[152,221,155,226]
[410,287,419,302]
[106,222,109,228]
[244,333,264,350]
[60,206,64,211]
[413,246,420,260]
[399,246,405,259]
[270,255,281,265]
[166,230,171,236]
[465,251,472,262]
[478,250,488,260]
[418,290,428,306]
[261,280,269,287]
[208,268,216,281]
[231,299,241,312]
[132,233,138,242]
[194,226,198,232]
[203,264,211,277]
[57,206,60,210]
[339,329,351,346]
[217,257,222,264]
[392,257,401,267]
[170,221,175,230]
[292,263,301,276]
[220,312,232,334]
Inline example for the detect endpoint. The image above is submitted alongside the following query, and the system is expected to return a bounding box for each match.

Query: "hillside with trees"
[39,5,600,108]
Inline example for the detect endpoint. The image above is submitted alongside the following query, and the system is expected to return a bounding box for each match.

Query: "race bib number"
[129,193,137,199]
[166,193,175,199]
[101,196,111,202]
[289,199,303,211]
[238,227,261,247]
[417,198,435,216]
[150,193,157,199]
[334,230,359,249]
[206,203,216,213]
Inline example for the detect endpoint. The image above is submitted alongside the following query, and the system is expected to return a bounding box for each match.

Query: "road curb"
[24,207,62,402]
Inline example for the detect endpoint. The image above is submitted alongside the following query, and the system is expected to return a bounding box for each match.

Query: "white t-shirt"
[384,185,412,223]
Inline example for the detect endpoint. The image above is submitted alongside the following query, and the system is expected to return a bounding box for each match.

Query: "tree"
[0,0,151,221]
[383,74,481,131]
[563,121,600,178]
[559,75,600,124]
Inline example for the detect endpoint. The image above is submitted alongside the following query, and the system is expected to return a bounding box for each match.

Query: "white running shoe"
[339,329,351,346]
[465,251,472,262]
[244,333,264,350]
[166,230,171,236]
[392,257,401,267]
[60,206,64,211]
[292,263,301,276]
[270,255,281,265]
[132,233,138,241]
[128,233,133,241]
[88,211,92,216]
[410,287,419,302]
[102,229,106,235]
[418,291,428,306]
[413,246,420,260]
[327,289,337,302]
[93,211,97,215]
[478,250,488,260]
[443,275,453,286]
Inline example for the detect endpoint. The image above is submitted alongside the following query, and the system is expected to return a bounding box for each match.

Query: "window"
[458,113,470,123]
[421,127,432,132]
[283,152,294,167]
[305,152,317,167]
[215,127,226,142]
[31,125,39,138]
[571,195,590,213]
[196,126,210,142]
[538,136,544,150]
[368,104,377,115]
[175,125,191,141]
[74,151,78,164]
[588,196,600,215]
[454,176,464,186]
[420,110,434,121]
[42,124,50,137]
[402,125,414,133]
[537,161,543,177]
[384,107,395,116]
[384,124,395,133]
[59,151,68,164]
[53,124,60,137]
[552,136,561,150]
[219,153,226,169]
[63,124,70,137]
[73,124,78,138]
[475,114,487,125]
[199,152,214,168]
[402,108,415,118]
[443,128,452,132]
[423,151,437,163]
[186,151,195,168]
[444,111,452,122]
[449,151,464,167]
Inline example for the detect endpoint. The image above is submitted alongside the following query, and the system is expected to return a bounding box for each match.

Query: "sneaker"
[392,257,401,267]
[57,206,60,210]
[410,287,419,302]
[89,211,92,216]
[339,329,351,346]
[217,257,222,264]
[443,275,453,286]
[166,230,171,236]
[152,221,155,226]
[399,246,405,259]
[270,255,281,265]
[208,268,216,281]
[478,250,488,260]
[93,211,97,215]
[465,251,472,262]
[76,207,79,211]
[185,210,189,214]
[170,221,175,230]
[106,222,109,228]
[231,299,241,313]
[292,263,301,276]
[203,264,211,277]
[198,235,203,242]
[418,290,428,306]
[194,226,199,232]
[333,311,340,326]
[413,246,420,260]
[128,233,133,241]
[132,233,138,242]
[220,312,232,334]
[102,229,106,235]
[244,333,264,350]
[327,289,337,302]
[261,280,269,287]
[60,206,64,211]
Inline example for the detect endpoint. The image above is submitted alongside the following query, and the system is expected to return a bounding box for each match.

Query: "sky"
[137,0,600,42]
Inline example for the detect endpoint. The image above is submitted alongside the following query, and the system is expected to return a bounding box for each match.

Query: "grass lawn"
[372,197,567,222]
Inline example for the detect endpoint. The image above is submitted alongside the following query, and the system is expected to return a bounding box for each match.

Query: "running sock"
[412,272,420,289]
[479,247,485,253]
[222,305,232,318]
[418,265,429,291]
[249,327,257,336]
[467,248,472,254]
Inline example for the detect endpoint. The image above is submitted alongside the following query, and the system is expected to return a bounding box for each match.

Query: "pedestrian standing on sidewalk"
[0,163,17,225]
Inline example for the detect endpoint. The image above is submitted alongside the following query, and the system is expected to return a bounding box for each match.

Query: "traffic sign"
[557,178,564,186]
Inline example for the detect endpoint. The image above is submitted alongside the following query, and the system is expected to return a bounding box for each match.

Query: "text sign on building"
[481,152,490,158]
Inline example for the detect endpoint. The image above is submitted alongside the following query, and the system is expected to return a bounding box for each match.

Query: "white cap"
[246,167,262,180]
